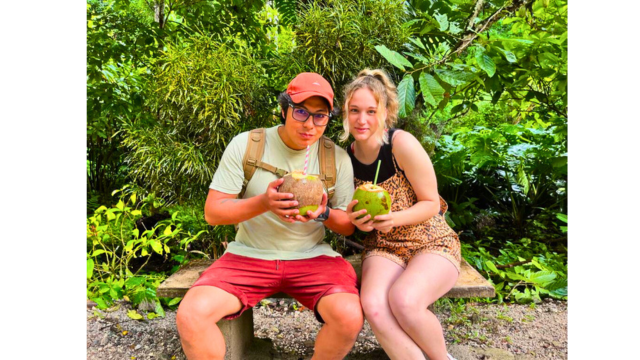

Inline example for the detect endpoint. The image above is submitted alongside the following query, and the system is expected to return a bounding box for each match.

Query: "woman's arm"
[372,130,441,230]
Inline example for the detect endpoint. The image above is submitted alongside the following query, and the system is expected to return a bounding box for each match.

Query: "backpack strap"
[318,135,336,200]
[239,128,288,199]
[240,128,266,199]
[240,129,336,201]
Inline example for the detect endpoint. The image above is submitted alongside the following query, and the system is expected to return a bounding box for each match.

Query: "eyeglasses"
[288,102,331,127]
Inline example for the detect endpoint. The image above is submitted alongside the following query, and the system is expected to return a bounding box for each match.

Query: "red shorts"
[192,253,359,323]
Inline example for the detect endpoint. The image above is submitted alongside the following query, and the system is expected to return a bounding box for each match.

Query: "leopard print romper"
[350,130,461,272]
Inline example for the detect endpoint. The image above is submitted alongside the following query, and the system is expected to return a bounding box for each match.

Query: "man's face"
[279,96,330,150]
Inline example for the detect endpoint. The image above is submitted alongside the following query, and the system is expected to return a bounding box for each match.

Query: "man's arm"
[323,207,356,236]
[204,178,301,226]
[294,193,355,236]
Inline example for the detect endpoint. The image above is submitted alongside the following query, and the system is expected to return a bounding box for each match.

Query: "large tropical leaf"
[397,75,416,118]
[476,52,496,77]
[274,0,297,26]
[435,69,477,86]
[374,45,413,71]
[419,72,445,106]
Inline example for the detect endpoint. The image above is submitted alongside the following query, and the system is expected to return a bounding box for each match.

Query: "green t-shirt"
[210,125,355,260]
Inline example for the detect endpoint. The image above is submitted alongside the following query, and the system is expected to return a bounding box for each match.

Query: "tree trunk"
[154,1,165,29]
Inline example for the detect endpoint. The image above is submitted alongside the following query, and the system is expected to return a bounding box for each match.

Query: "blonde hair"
[339,69,399,144]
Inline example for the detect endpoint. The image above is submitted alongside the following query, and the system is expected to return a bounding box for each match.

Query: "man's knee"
[177,293,214,331]
[321,295,364,337]
[176,286,239,334]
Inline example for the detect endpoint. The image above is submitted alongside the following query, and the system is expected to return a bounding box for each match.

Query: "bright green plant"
[462,237,567,303]
[87,186,208,311]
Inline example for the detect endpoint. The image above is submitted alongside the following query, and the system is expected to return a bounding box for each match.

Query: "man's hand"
[371,212,395,233]
[294,193,328,222]
[262,178,300,223]
[346,199,375,232]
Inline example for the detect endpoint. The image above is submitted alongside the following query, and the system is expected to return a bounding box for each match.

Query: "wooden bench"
[158,255,494,359]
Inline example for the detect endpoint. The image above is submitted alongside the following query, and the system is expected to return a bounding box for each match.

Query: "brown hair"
[340,69,399,144]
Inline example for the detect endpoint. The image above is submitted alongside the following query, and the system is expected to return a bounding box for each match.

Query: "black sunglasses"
[288,102,331,127]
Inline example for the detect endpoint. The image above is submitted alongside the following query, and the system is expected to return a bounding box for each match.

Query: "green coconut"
[278,170,324,215]
[352,183,391,220]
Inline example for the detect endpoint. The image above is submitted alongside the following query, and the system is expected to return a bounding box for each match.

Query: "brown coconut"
[278,170,324,215]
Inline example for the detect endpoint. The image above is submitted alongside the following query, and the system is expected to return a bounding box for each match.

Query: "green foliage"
[87,0,160,196]
[273,0,299,27]
[290,0,410,90]
[275,0,411,142]
[87,0,568,306]
[374,0,567,130]
[462,237,567,303]
[86,186,209,311]
[257,1,297,56]
[121,33,274,204]
[433,122,566,239]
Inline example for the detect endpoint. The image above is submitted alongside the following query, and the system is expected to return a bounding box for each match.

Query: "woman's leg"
[388,253,459,360]
[360,256,426,360]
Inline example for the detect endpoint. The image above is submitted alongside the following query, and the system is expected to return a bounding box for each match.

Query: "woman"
[343,69,461,360]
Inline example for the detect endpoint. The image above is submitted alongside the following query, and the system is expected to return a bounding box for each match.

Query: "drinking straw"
[373,160,381,185]
[303,145,310,175]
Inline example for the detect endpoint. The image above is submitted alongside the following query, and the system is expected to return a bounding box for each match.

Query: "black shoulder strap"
[388,128,402,172]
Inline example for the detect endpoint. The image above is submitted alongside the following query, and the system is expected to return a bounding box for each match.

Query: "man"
[176,73,363,360]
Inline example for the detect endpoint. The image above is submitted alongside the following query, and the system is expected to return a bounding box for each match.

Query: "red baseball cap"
[286,72,334,110]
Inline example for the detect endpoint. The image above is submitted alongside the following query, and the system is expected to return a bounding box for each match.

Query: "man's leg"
[313,292,364,360]
[176,286,243,360]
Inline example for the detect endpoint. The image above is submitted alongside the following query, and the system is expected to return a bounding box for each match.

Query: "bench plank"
[157,255,494,299]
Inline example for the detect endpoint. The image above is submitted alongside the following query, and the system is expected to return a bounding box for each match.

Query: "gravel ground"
[87,298,566,359]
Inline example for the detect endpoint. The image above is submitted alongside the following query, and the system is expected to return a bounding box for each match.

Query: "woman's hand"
[346,199,375,232]
[371,212,395,233]
[262,178,299,223]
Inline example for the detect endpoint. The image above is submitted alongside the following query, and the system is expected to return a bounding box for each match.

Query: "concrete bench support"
[158,255,494,360]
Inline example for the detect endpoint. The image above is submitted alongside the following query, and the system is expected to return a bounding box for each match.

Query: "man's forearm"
[205,194,269,225]
[323,209,356,236]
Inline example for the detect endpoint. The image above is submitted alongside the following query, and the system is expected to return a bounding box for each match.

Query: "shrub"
[86,186,210,311]
[462,237,567,303]
[121,33,276,204]
[433,122,567,242]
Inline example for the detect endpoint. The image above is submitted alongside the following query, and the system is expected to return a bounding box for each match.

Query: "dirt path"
[87,298,566,359]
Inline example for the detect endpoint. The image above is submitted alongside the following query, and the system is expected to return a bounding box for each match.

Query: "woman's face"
[348,88,383,143]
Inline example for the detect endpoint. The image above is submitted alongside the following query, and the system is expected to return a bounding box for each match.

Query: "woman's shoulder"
[390,129,420,152]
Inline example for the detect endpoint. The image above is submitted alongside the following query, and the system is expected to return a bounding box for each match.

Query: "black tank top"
[347,128,401,184]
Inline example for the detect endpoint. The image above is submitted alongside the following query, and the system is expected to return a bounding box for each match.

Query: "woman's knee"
[360,293,390,327]
[388,285,425,321]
